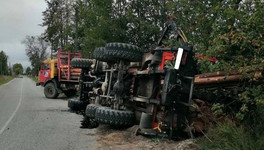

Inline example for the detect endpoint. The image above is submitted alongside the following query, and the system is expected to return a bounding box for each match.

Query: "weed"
[0,76,14,85]
[197,122,264,150]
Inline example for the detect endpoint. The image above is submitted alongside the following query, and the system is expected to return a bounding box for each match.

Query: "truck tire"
[71,58,93,69]
[94,43,143,62]
[105,42,143,53]
[85,104,101,118]
[93,47,113,62]
[44,82,59,99]
[68,99,88,110]
[95,107,135,127]
[105,42,143,62]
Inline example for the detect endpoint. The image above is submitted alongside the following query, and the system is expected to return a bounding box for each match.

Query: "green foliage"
[151,138,161,143]
[0,51,9,75]
[26,67,32,75]
[237,85,264,136]
[12,63,23,75]
[184,2,264,147]
[203,85,264,150]
[41,0,264,66]
[42,0,75,51]
[197,122,264,150]
[207,85,264,123]
[201,1,264,73]
[0,76,14,85]
[42,0,168,56]
[212,103,224,115]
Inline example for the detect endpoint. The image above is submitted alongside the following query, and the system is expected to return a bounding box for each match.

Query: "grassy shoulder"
[195,105,264,150]
[196,121,264,150]
[0,75,14,86]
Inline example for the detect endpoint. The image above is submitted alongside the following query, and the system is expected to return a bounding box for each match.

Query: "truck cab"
[39,58,57,85]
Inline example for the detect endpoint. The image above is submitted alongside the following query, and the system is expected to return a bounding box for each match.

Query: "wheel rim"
[47,86,54,96]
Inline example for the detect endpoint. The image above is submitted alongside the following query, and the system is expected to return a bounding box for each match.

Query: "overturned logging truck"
[68,17,260,139]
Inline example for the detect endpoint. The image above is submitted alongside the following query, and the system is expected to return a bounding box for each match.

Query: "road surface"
[0,77,100,150]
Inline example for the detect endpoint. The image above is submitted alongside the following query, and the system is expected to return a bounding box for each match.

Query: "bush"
[195,85,264,149]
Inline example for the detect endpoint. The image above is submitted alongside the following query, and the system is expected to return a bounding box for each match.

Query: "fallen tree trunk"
[194,71,263,88]
[195,66,263,79]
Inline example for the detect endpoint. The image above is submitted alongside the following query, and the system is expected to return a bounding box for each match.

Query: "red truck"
[36,50,89,99]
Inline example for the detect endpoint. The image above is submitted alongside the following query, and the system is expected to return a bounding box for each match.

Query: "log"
[195,75,244,85]
[195,67,263,79]
[195,70,238,78]
[194,72,263,87]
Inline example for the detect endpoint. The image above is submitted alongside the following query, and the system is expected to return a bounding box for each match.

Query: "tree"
[124,0,167,49]
[13,63,23,75]
[75,0,168,55]
[42,0,77,51]
[26,67,32,75]
[0,51,8,75]
[205,0,264,72]
[41,0,171,56]
[22,35,49,76]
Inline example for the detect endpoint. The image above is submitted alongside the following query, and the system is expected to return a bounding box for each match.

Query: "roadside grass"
[196,122,264,150]
[0,75,14,86]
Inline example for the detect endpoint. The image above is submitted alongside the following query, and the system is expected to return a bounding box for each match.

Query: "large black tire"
[94,43,143,62]
[105,42,143,62]
[68,99,88,110]
[44,82,59,99]
[71,58,93,69]
[105,43,143,53]
[85,104,101,118]
[95,107,135,127]
[93,47,113,62]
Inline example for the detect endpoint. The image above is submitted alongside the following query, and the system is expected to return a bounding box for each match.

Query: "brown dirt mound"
[96,125,199,150]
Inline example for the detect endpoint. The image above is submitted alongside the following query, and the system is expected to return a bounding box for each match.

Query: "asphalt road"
[0,77,100,150]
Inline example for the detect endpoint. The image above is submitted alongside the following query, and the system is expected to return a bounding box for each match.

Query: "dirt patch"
[96,125,199,150]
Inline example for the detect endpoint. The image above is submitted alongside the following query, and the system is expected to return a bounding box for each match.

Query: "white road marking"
[0,78,24,135]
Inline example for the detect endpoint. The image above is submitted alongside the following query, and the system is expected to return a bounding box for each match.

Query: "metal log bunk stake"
[102,71,109,95]
[78,70,84,100]
[67,51,71,80]
[113,60,125,109]
[106,66,113,100]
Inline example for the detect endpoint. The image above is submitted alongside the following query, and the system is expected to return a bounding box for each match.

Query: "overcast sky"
[0,0,47,70]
